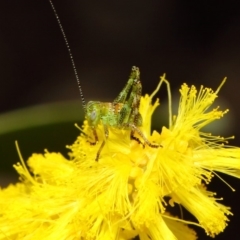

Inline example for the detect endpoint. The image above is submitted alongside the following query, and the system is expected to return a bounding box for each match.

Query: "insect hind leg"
[125,123,161,148]
[130,74,172,148]
[130,130,144,146]
[117,68,142,127]
[114,66,140,104]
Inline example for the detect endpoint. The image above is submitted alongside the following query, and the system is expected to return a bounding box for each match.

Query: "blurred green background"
[0,101,84,186]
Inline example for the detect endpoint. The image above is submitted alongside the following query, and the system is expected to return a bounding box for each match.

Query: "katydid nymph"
[48,0,160,161]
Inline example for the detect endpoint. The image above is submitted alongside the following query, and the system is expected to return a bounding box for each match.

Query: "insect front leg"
[87,127,99,145]
[96,124,109,161]
[86,125,108,161]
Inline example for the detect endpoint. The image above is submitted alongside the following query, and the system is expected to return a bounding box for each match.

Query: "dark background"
[0,0,240,239]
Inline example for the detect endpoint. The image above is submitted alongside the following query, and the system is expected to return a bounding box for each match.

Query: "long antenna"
[48,0,86,112]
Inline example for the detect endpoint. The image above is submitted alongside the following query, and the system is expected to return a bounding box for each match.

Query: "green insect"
[85,66,160,160]
[48,0,160,161]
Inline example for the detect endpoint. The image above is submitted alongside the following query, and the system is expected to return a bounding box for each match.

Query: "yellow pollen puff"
[1,75,240,240]
[129,166,144,179]
[175,139,189,153]
[134,176,143,189]
[128,183,133,194]
[137,157,148,167]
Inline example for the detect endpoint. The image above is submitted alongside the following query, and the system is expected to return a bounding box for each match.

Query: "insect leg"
[129,124,161,148]
[87,126,107,161]
[129,75,171,148]
[117,68,142,126]
[114,66,140,104]
[96,141,105,161]
[128,74,142,126]
[88,127,99,145]
[113,67,144,145]
[96,124,109,161]
[130,131,143,145]
[123,72,145,145]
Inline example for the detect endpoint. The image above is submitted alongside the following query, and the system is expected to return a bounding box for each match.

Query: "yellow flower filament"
[1,75,240,240]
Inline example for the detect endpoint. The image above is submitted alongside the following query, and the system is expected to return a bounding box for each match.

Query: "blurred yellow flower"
[1,74,240,240]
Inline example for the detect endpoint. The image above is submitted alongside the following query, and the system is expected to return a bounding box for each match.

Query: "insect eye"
[90,110,97,120]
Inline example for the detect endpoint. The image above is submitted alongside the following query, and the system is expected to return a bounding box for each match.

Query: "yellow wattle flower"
[1,75,240,240]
